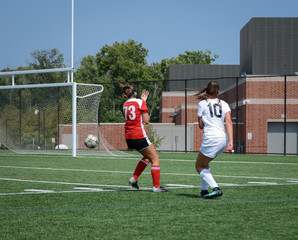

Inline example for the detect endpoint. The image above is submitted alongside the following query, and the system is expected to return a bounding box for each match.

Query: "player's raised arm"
[141,89,149,101]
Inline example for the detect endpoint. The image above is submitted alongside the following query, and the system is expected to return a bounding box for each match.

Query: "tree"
[30,48,65,69]
[75,40,163,123]
[146,123,165,149]
[96,39,149,82]
[28,48,67,84]
[75,41,219,123]
[75,55,101,84]
[157,49,219,80]
[177,49,218,64]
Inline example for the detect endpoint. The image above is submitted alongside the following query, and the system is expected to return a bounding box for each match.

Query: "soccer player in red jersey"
[120,83,168,192]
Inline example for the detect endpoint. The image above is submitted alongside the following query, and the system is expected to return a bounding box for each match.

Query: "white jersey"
[198,98,231,140]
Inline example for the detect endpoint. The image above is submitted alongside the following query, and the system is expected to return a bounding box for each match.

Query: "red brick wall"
[160,93,198,123]
[59,123,128,151]
[175,106,198,125]
[100,124,127,150]
[244,77,298,153]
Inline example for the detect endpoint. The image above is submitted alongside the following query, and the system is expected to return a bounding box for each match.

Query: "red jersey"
[123,98,148,139]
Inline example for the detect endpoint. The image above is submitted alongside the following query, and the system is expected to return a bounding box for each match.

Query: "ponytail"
[120,83,135,98]
[194,81,220,100]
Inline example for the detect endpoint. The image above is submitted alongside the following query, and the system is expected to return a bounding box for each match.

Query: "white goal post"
[0,81,134,157]
[0,80,133,158]
[0,82,104,157]
[0,68,133,157]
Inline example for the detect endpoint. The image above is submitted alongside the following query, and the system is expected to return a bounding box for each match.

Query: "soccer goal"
[0,82,130,157]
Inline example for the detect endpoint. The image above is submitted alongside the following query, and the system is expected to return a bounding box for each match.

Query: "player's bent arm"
[225,112,233,150]
[198,117,204,129]
[142,112,150,124]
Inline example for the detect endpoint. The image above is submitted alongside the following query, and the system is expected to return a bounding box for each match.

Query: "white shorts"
[200,137,228,159]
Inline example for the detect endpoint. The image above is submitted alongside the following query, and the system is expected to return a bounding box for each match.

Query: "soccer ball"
[84,134,99,149]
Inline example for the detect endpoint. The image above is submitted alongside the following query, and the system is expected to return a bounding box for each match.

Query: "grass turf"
[0,152,297,239]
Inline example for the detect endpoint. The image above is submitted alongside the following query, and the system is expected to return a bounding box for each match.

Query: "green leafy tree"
[30,48,65,69]
[146,123,165,149]
[156,49,219,81]
[75,41,218,123]
[1,48,66,85]
[75,55,101,84]
[75,39,163,123]
[28,48,67,84]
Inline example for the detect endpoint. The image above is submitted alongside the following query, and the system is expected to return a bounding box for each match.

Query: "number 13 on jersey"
[123,105,136,120]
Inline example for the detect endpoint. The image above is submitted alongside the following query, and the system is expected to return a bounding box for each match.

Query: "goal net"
[0,82,130,157]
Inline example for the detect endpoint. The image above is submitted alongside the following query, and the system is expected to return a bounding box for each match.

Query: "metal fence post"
[236,77,239,153]
[284,74,287,156]
[184,79,187,153]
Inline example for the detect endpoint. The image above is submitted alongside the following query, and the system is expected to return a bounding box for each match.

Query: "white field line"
[162,159,298,165]
[24,189,56,193]
[1,165,298,181]
[0,153,140,160]
[0,178,297,196]
[0,165,132,174]
[0,177,152,196]
[211,160,298,165]
[0,191,93,196]
[247,182,279,185]
[0,177,133,188]
[0,154,297,165]
[213,175,298,181]
[0,188,130,196]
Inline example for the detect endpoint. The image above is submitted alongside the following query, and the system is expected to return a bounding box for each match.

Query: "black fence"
[99,74,298,155]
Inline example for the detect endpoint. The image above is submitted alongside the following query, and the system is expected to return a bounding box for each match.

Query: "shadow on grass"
[176,193,200,198]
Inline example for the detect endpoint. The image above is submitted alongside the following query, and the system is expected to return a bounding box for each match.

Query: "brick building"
[158,18,298,154]
[160,76,298,154]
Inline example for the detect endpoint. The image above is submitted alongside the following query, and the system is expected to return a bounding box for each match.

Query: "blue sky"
[0,0,297,70]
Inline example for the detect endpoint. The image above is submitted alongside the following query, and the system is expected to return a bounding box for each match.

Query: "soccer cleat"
[202,187,223,199]
[129,178,139,190]
[152,186,169,192]
[200,190,209,198]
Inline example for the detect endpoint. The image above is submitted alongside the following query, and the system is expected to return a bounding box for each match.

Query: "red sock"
[132,158,149,180]
[151,165,160,188]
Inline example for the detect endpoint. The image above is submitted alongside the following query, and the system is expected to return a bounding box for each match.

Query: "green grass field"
[0,151,297,240]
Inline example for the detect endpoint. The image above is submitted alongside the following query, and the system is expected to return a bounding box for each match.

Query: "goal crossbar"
[0,68,74,85]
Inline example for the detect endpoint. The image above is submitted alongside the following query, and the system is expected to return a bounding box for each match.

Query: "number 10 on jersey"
[208,103,222,118]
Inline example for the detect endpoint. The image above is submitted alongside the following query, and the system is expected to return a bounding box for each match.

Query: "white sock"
[200,168,218,189]
[200,176,209,191]
[129,177,137,183]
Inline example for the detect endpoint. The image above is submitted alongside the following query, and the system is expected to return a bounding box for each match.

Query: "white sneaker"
[129,177,139,189]
[152,186,169,192]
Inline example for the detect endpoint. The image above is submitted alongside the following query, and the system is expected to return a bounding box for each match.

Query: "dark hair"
[120,83,136,98]
[194,81,220,100]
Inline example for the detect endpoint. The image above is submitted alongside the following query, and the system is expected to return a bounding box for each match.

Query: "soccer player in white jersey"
[195,81,233,198]
[120,83,168,192]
